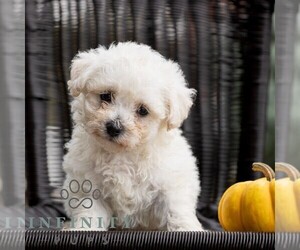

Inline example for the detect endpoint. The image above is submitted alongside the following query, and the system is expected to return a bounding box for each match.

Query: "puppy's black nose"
[106,120,123,138]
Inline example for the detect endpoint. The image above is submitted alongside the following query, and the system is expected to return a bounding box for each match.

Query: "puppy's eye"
[137,105,149,117]
[100,92,112,103]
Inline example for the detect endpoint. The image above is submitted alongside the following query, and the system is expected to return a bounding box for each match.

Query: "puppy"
[62,42,203,231]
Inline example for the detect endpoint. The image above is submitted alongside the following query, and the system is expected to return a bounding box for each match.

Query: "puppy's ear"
[167,86,196,130]
[67,53,92,97]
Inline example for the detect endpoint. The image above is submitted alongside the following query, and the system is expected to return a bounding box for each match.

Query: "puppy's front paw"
[62,227,107,231]
[62,226,107,231]
[62,220,107,231]
[168,225,203,232]
[167,217,203,231]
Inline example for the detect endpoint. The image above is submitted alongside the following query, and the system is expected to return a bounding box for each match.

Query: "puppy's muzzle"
[106,119,124,138]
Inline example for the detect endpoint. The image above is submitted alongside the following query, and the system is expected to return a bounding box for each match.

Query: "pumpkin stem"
[252,162,275,181]
[275,162,300,181]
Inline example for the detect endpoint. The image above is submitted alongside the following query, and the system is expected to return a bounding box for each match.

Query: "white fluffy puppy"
[63,42,202,231]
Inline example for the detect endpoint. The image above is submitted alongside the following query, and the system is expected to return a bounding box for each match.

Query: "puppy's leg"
[165,191,203,231]
[62,176,112,230]
[63,199,111,231]
[166,211,203,231]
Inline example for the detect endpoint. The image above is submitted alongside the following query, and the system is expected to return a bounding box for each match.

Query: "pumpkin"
[218,162,275,232]
[275,162,300,232]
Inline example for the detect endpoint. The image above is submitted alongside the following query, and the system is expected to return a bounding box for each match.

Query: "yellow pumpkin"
[275,162,300,232]
[218,162,275,232]
[295,175,300,221]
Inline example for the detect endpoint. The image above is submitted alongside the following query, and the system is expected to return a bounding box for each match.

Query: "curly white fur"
[63,42,203,231]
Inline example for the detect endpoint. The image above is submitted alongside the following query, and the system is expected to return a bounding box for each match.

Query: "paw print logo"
[60,180,101,209]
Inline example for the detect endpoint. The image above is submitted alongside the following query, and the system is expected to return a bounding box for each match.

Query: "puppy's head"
[68,42,195,152]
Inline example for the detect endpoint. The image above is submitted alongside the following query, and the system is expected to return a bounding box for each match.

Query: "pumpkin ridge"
[256,179,274,232]
[269,179,275,231]
[239,181,249,231]
[218,183,242,231]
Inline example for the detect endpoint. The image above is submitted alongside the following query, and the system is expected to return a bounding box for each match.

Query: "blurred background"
[1,0,290,231]
[0,0,25,232]
[277,0,300,167]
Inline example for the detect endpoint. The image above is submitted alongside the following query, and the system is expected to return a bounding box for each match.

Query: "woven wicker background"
[24,0,274,230]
